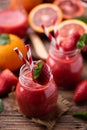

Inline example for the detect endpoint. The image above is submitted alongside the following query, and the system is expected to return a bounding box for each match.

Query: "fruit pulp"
[46,45,83,89]
[58,23,86,38]
[54,0,84,19]
[0,8,28,38]
[16,66,58,117]
[33,7,58,27]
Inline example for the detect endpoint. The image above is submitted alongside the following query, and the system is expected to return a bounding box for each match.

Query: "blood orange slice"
[54,0,84,19]
[58,19,87,40]
[28,3,63,33]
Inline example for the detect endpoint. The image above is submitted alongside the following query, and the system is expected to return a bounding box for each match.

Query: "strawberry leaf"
[33,62,43,79]
[0,99,4,113]
[77,34,87,49]
[0,34,10,45]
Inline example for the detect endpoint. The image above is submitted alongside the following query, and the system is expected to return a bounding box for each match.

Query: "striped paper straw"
[14,47,29,66]
[52,19,63,51]
[41,24,56,45]
[25,44,33,66]
[53,19,61,46]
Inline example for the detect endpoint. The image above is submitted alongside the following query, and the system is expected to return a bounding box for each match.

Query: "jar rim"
[19,62,53,88]
[50,44,80,56]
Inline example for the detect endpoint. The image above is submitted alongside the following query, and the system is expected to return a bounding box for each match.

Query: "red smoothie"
[16,64,58,117]
[0,8,28,38]
[46,44,83,89]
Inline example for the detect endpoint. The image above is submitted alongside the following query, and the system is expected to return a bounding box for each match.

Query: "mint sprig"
[73,112,87,120]
[0,34,10,45]
[33,62,43,79]
[77,34,87,49]
[0,99,4,113]
[74,16,87,24]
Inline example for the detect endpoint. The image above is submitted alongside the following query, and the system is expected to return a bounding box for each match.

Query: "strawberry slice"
[61,31,81,51]
[32,60,51,85]
[0,69,18,96]
[74,80,87,102]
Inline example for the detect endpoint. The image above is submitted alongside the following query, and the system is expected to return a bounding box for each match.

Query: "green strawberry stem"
[73,112,87,120]
[33,61,43,79]
[0,34,10,45]
[77,33,87,49]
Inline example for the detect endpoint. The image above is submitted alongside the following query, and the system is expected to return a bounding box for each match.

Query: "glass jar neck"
[19,63,53,88]
[19,64,32,88]
[49,44,81,60]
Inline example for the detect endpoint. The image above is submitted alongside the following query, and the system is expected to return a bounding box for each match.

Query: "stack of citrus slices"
[28,2,87,35]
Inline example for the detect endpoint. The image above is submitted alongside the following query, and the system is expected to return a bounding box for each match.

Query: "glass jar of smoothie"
[0,0,28,38]
[16,63,58,117]
[46,44,83,89]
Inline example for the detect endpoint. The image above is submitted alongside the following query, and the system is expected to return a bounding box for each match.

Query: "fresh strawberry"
[32,60,51,85]
[61,31,81,51]
[0,69,18,96]
[74,80,87,103]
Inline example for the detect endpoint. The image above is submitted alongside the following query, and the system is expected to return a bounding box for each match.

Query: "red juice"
[46,45,83,89]
[16,64,58,117]
[0,8,28,38]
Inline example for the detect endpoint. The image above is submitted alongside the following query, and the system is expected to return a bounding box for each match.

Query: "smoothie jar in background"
[0,0,28,38]
[46,44,83,89]
[16,63,58,117]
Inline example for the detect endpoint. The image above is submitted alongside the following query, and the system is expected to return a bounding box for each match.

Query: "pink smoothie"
[46,45,83,89]
[16,65,58,117]
[0,8,28,38]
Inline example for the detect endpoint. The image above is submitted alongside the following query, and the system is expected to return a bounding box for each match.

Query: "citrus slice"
[28,3,63,33]
[54,0,84,19]
[58,19,87,39]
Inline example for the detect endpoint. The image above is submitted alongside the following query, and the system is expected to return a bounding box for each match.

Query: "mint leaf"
[73,112,87,120]
[74,16,87,24]
[0,34,10,45]
[33,62,43,79]
[77,34,87,49]
[0,99,4,113]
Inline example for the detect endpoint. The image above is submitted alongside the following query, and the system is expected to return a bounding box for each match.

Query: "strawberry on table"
[74,80,87,102]
[0,69,18,97]
[32,60,51,85]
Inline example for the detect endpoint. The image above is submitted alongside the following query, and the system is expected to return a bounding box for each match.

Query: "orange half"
[28,3,63,33]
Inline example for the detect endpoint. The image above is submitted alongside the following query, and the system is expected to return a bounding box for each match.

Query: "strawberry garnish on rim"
[61,30,81,51]
[32,60,51,85]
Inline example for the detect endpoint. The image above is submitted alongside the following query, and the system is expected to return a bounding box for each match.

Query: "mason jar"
[16,63,58,117]
[46,44,83,89]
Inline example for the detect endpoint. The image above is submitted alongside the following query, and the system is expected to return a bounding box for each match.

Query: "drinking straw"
[25,44,33,66]
[41,25,56,45]
[52,19,61,49]
[14,47,29,66]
